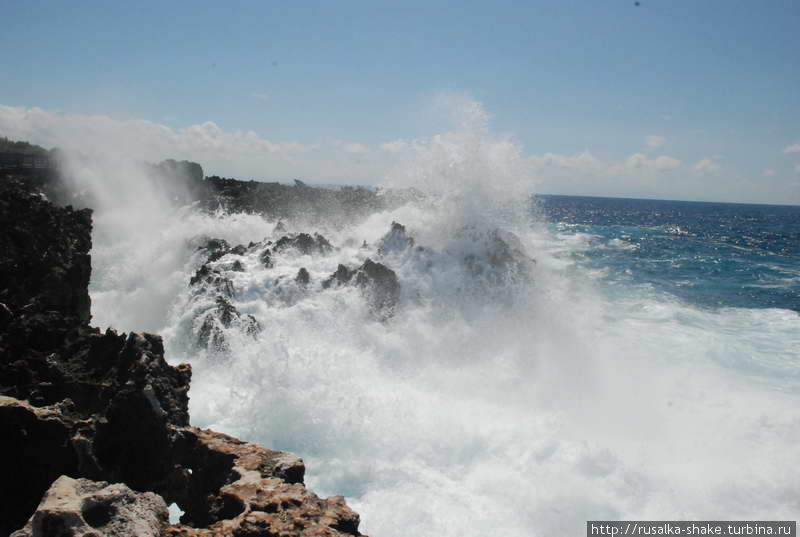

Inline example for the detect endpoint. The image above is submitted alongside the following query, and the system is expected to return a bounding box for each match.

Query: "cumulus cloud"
[645,135,666,149]
[0,105,309,160]
[627,153,681,172]
[527,150,681,176]
[692,157,722,176]
[0,105,390,182]
[3,102,794,204]
[783,144,800,154]
[335,141,370,154]
[379,139,409,153]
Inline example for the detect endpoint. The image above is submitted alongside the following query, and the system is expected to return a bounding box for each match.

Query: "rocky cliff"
[0,177,365,536]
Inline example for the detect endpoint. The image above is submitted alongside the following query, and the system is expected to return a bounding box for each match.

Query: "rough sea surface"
[82,120,799,535]
[537,195,800,312]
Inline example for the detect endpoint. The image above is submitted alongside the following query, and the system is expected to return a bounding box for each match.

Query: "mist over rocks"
[322,259,402,319]
[188,227,405,353]
[0,170,366,535]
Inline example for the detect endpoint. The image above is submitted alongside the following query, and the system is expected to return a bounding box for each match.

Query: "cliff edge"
[0,177,365,536]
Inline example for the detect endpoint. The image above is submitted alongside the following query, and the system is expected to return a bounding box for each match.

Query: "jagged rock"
[231,260,245,272]
[0,397,81,534]
[196,238,230,263]
[1,172,365,537]
[296,267,310,286]
[355,259,401,317]
[378,221,414,255]
[165,428,360,536]
[0,179,92,322]
[196,297,260,352]
[274,233,333,256]
[461,228,535,284]
[10,476,168,537]
[323,259,400,318]
[189,265,236,298]
[322,264,356,289]
[259,249,274,268]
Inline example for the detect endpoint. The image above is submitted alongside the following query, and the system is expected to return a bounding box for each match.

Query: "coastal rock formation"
[377,221,414,255]
[0,178,92,323]
[0,178,365,536]
[274,232,333,256]
[202,176,384,226]
[10,476,168,537]
[323,258,401,318]
[165,428,360,536]
[196,296,261,352]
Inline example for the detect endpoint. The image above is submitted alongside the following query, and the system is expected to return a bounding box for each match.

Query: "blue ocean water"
[536,195,800,312]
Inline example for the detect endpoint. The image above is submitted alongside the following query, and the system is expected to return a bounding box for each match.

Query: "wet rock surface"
[0,178,365,536]
[323,259,401,319]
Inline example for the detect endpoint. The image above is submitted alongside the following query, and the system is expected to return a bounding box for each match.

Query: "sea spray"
[76,96,800,536]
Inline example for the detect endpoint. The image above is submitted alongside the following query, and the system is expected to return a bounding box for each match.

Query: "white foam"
[80,96,800,536]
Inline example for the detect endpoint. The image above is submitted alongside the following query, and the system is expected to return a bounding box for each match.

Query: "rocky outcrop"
[274,233,333,256]
[0,178,92,323]
[196,296,261,352]
[0,178,365,536]
[461,227,535,284]
[323,259,401,319]
[377,221,414,255]
[202,176,385,226]
[10,476,168,537]
[165,428,360,536]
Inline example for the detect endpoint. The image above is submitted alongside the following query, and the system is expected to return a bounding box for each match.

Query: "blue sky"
[1,0,799,204]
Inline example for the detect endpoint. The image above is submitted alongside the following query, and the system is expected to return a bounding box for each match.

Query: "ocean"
[80,129,800,535]
[536,195,800,312]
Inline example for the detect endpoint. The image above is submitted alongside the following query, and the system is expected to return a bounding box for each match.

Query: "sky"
[1,0,799,204]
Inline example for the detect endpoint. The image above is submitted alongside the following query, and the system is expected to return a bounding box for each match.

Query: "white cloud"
[0,105,309,159]
[2,102,795,204]
[763,168,777,177]
[627,153,681,172]
[527,150,681,176]
[335,141,370,154]
[0,105,357,181]
[645,135,666,149]
[783,144,800,154]
[692,157,722,176]
[379,139,409,153]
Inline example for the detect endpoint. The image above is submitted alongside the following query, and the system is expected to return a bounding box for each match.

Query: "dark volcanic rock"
[355,259,401,316]
[202,176,384,226]
[0,178,92,322]
[322,264,356,289]
[323,259,401,318]
[259,249,274,268]
[274,232,333,256]
[0,178,364,537]
[296,267,311,286]
[378,221,414,255]
[196,297,261,352]
[462,228,535,284]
